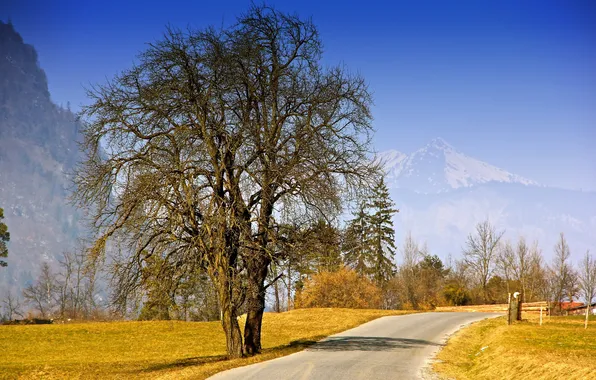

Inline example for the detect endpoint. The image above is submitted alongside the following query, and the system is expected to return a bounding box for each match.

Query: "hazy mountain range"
[378,138,596,264]
[0,21,84,293]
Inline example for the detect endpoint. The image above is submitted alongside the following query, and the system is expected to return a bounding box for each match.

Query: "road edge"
[420,313,504,380]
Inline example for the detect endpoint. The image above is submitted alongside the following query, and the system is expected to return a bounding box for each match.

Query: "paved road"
[209,312,502,380]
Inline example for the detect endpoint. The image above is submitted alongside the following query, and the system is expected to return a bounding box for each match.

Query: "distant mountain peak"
[378,138,538,193]
[426,137,454,151]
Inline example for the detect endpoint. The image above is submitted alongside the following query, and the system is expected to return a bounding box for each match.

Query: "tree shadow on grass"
[139,335,324,374]
[139,340,318,374]
[303,336,444,352]
[140,354,228,373]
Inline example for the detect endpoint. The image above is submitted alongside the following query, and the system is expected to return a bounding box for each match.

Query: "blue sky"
[3,0,595,190]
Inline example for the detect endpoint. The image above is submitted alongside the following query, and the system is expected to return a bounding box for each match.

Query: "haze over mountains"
[378,139,596,264]
[0,21,593,293]
[0,21,84,292]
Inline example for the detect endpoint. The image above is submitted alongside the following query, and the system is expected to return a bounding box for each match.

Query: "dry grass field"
[0,308,414,379]
[434,313,596,380]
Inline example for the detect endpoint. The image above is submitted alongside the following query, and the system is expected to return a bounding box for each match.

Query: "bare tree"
[23,262,57,318]
[525,241,547,302]
[498,237,532,301]
[463,220,504,303]
[400,232,422,309]
[232,7,376,354]
[401,231,422,269]
[497,240,515,295]
[2,292,23,320]
[74,5,375,357]
[57,250,83,319]
[549,233,575,314]
[512,237,530,301]
[578,250,596,328]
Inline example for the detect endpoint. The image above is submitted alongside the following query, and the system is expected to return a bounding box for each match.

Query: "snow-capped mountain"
[378,138,538,194]
[379,138,595,264]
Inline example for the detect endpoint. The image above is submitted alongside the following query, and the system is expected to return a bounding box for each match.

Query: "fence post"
[507,292,512,325]
[508,292,521,325]
[540,306,543,326]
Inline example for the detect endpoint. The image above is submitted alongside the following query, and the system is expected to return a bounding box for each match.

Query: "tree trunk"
[272,265,281,313]
[244,306,264,355]
[585,305,589,329]
[221,304,243,358]
[216,275,243,358]
[243,255,270,355]
[274,282,281,313]
[287,261,292,311]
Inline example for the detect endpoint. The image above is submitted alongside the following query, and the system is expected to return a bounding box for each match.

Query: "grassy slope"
[434,314,596,380]
[0,308,414,379]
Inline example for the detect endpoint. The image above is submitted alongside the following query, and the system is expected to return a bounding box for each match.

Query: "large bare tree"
[463,220,504,303]
[74,5,376,357]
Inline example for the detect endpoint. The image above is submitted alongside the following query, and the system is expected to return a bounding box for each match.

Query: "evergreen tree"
[366,177,398,285]
[342,177,398,286]
[343,204,370,277]
[0,208,9,267]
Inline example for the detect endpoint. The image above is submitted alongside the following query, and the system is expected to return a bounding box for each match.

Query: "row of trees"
[459,222,596,316]
[5,222,593,323]
[1,250,101,321]
[289,223,596,321]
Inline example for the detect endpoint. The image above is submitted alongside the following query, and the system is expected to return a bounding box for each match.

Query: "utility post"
[508,292,522,325]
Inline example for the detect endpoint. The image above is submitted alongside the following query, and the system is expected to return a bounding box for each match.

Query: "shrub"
[443,282,471,306]
[295,267,382,309]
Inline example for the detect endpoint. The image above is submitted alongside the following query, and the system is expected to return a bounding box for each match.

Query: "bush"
[295,267,382,309]
[443,282,471,306]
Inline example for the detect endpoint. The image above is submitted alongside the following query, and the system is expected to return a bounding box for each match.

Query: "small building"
[558,301,583,315]
[565,302,596,316]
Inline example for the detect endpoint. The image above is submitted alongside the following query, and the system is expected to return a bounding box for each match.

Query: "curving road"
[209,312,502,380]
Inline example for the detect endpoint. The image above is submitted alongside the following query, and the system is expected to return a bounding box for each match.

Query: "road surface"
[209,312,502,380]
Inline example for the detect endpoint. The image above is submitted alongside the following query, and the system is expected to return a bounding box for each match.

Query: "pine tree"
[343,204,370,277]
[0,208,9,267]
[366,177,398,286]
[342,177,398,286]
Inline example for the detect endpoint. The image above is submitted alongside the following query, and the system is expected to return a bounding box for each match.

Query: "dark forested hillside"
[0,21,84,292]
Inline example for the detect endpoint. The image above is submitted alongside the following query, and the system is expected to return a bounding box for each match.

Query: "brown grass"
[433,313,596,380]
[0,308,414,379]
